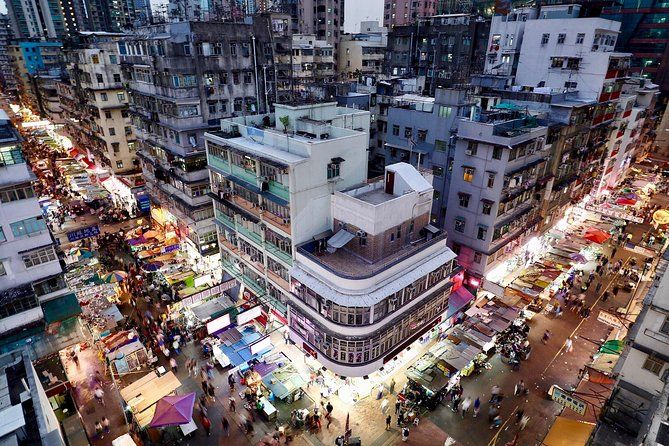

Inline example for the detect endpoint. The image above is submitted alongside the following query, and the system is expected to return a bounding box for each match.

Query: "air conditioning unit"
[356,230,366,237]
[465,149,474,156]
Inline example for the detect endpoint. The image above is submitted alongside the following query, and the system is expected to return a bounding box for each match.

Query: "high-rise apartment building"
[205,102,370,316]
[601,0,669,92]
[296,0,344,60]
[5,0,73,39]
[385,14,490,93]
[291,34,335,90]
[122,17,292,268]
[339,21,388,79]
[383,0,437,28]
[0,110,78,353]
[289,162,458,376]
[58,32,138,176]
[9,41,64,118]
[0,15,18,96]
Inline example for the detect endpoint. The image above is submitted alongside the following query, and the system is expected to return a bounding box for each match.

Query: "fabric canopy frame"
[149,392,196,428]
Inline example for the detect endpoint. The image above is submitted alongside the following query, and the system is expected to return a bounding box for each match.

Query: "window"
[10,217,47,237]
[183,43,192,55]
[541,33,549,45]
[234,98,243,112]
[438,106,452,118]
[458,193,470,208]
[0,261,5,276]
[96,73,103,83]
[466,141,477,155]
[230,43,237,56]
[108,127,116,136]
[116,160,124,169]
[392,125,399,136]
[564,81,578,89]
[435,139,447,152]
[557,33,566,44]
[660,317,669,334]
[576,33,585,44]
[642,355,665,375]
[0,227,4,242]
[112,143,120,153]
[241,43,250,57]
[244,71,253,84]
[22,246,57,268]
[417,129,427,142]
[463,167,475,182]
[104,110,112,119]
[117,93,125,102]
[100,92,108,101]
[477,226,488,240]
[327,161,341,179]
[91,54,100,64]
[113,74,121,83]
[232,72,240,84]
[208,103,217,114]
[432,166,444,177]
[109,54,117,64]
[0,183,35,203]
[566,58,580,70]
[454,218,465,233]
[220,72,228,84]
[551,57,564,68]
[404,127,412,138]
[474,251,482,263]
[482,201,492,215]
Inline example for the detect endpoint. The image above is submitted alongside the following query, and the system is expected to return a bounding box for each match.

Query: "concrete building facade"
[339,21,388,79]
[0,110,77,351]
[121,17,292,266]
[205,102,370,316]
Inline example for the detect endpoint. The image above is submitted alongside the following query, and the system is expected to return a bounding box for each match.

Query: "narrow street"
[6,106,668,446]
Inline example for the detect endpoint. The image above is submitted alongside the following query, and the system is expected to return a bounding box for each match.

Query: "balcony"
[262,210,291,235]
[237,224,264,248]
[215,209,235,229]
[267,269,290,292]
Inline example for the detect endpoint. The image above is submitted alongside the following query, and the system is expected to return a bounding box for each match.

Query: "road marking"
[486,404,519,446]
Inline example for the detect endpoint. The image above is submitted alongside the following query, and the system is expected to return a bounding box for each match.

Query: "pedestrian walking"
[395,400,401,414]
[514,408,525,424]
[389,378,396,394]
[101,416,110,433]
[95,420,104,439]
[595,281,603,294]
[541,329,551,344]
[490,415,502,429]
[222,417,230,437]
[488,405,499,422]
[397,410,404,426]
[401,427,410,442]
[461,396,472,417]
[169,357,177,373]
[386,415,392,430]
[473,397,481,418]
[201,414,211,436]
[229,396,236,412]
[94,387,105,406]
[283,329,290,344]
[451,393,461,412]
[207,381,216,402]
[514,380,525,396]
[519,415,530,430]
[564,337,573,353]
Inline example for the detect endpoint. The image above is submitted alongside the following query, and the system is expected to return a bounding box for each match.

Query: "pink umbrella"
[149,392,196,428]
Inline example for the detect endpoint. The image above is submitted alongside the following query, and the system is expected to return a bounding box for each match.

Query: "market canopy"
[583,228,610,244]
[542,416,595,446]
[653,209,669,225]
[149,392,196,428]
[120,371,182,428]
[615,197,637,206]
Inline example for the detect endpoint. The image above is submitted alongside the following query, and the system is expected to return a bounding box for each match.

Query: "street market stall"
[119,370,182,429]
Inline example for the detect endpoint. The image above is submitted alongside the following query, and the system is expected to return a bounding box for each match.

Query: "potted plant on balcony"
[279,115,290,134]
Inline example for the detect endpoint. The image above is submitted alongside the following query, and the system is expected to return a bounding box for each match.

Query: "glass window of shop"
[290,289,450,365]
[294,260,455,326]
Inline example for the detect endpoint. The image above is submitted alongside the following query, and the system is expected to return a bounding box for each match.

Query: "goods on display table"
[204,326,274,373]
[405,334,483,410]
[261,361,308,404]
[101,330,156,373]
[66,261,125,336]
